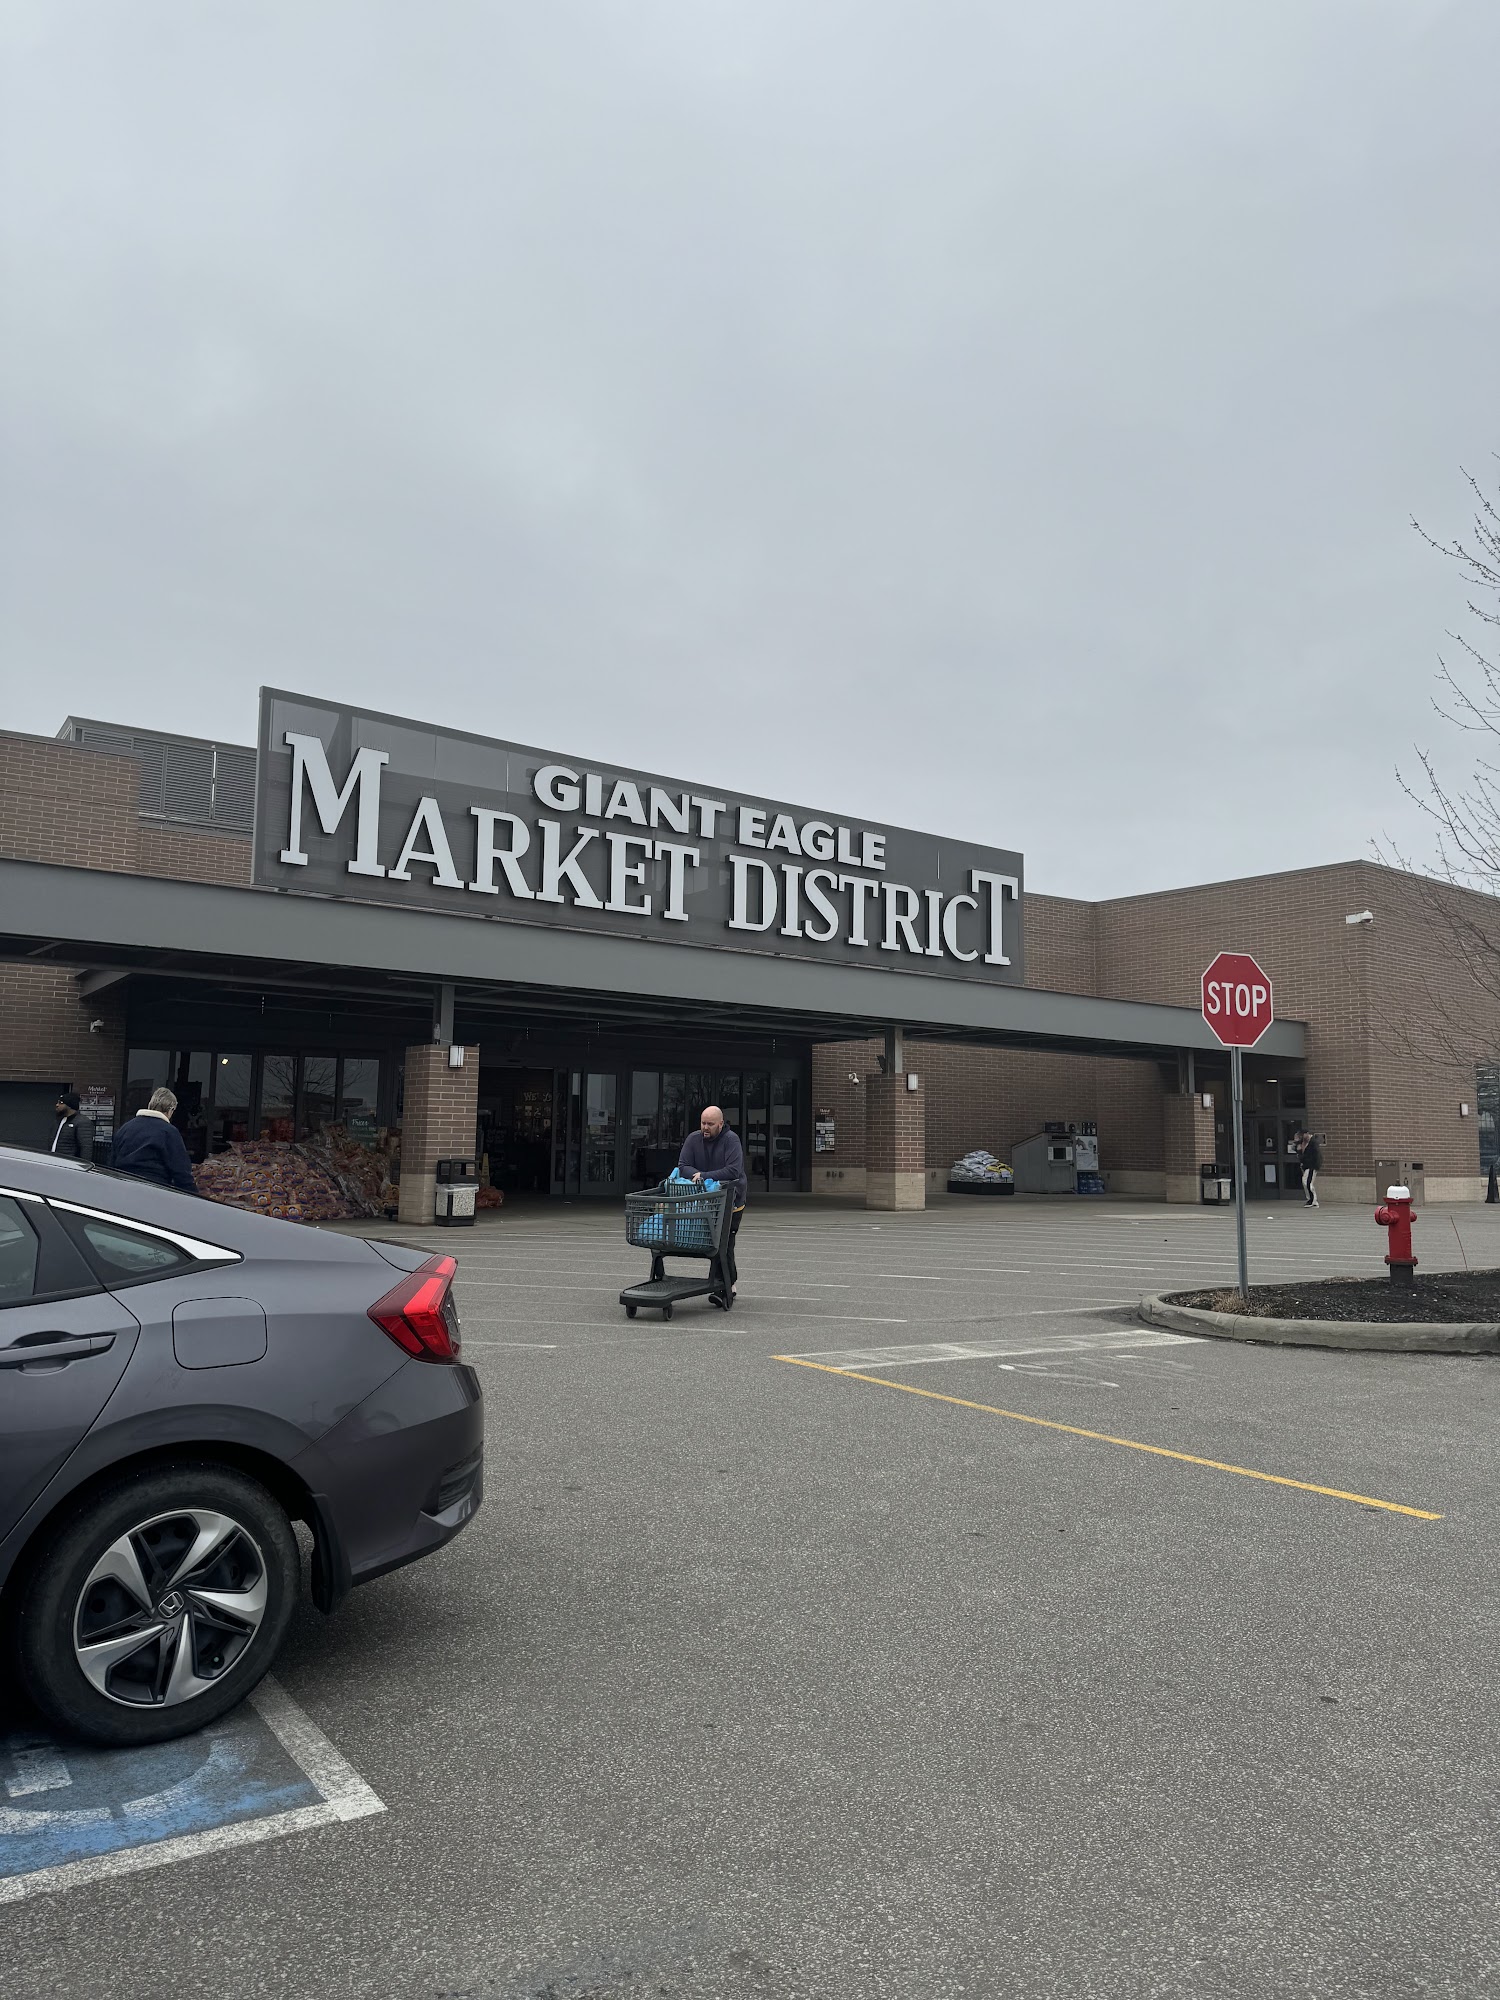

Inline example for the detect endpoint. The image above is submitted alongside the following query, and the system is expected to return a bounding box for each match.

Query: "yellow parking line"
[773,1357,1443,1520]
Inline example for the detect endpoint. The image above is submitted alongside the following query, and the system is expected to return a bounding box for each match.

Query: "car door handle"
[0,1333,117,1369]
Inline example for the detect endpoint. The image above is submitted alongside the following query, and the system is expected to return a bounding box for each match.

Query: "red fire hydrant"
[1374,1185,1417,1286]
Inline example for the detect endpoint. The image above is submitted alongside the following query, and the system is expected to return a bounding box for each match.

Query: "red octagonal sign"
[1201,951,1274,1048]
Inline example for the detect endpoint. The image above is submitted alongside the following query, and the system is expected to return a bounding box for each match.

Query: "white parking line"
[786,1328,1198,1370]
[5,1744,72,1799]
[0,1679,383,1906]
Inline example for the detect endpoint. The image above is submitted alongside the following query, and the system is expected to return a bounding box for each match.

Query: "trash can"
[1200,1164,1232,1204]
[434,1156,478,1227]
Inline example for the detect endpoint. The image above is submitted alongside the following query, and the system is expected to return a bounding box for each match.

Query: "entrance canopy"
[1,858,1306,1061]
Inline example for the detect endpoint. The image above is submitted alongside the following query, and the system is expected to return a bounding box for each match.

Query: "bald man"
[678,1104,747,1306]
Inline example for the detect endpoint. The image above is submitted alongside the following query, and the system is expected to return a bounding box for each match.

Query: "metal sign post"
[1230,1044,1249,1301]
[1201,950,1274,1308]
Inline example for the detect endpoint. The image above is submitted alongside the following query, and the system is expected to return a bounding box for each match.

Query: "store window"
[259,1055,296,1141]
[169,1051,213,1161]
[1478,1067,1500,1174]
[617,1067,799,1192]
[685,1074,714,1129]
[630,1071,661,1184]
[584,1074,618,1185]
[123,1050,170,1116]
[659,1073,687,1150]
[339,1058,381,1141]
[212,1055,252,1147]
[300,1055,339,1138]
[745,1073,769,1185]
[716,1074,743,1138]
[771,1076,799,1186]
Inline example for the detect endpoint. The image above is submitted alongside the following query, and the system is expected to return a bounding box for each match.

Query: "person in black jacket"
[50,1092,87,1158]
[1297,1129,1323,1207]
[110,1087,197,1193]
[678,1104,747,1305]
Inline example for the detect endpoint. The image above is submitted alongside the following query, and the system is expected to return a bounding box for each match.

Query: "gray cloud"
[2,0,1496,896]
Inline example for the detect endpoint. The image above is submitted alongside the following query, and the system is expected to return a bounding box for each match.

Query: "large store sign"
[253,691,1025,984]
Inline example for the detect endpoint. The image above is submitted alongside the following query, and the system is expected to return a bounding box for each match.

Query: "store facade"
[2,694,1496,1213]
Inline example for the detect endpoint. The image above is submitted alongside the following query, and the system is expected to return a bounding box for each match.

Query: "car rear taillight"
[367,1253,461,1361]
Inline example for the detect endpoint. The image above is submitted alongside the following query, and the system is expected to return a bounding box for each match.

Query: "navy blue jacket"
[678,1127,747,1208]
[110,1113,197,1194]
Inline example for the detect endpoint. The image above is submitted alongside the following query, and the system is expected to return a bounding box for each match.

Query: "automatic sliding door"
[553,1070,582,1195]
[771,1076,798,1188]
[745,1073,769,1193]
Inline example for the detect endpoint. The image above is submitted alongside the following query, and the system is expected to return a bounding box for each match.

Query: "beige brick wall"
[0,964,127,1092]
[1092,859,1500,1190]
[812,1040,1167,1181]
[0,733,141,873]
[398,1043,480,1225]
[0,731,255,1097]
[138,824,253,886]
[1025,892,1098,995]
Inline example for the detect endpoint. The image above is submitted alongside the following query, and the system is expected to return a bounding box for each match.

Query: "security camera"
[89,1018,104,1033]
[848,1073,860,1086]
[1345,910,1374,926]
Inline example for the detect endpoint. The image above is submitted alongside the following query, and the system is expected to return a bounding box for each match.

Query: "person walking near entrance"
[110,1087,197,1194]
[1298,1129,1322,1207]
[679,1104,746,1306]
[50,1091,88,1159]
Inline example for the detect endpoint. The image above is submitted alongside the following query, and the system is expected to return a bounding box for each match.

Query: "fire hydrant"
[1374,1185,1417,1286]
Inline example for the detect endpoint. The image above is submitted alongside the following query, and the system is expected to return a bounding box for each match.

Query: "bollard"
[1373,1184,1417,1287]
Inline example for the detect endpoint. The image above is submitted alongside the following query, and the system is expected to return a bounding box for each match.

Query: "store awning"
[0,857,1306,1060]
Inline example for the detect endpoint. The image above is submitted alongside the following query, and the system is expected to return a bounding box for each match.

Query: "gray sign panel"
[253,690,1025,986]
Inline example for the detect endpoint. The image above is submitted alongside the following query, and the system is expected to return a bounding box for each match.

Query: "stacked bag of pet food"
[196,1142,352,1222]
[198,1124,400,1222]
[947,1148,1015,1197]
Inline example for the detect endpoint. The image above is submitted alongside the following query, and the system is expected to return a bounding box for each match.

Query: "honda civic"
[0,1145,482,1745]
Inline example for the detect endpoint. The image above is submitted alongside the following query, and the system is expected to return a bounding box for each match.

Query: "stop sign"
[1201,951,1274,1048]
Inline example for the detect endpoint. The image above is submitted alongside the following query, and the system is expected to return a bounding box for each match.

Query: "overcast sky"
[2,1,1496,899]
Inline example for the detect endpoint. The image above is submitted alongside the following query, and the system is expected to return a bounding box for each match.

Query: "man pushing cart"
[676,1104,746,1304]
[618,1104,747,1321]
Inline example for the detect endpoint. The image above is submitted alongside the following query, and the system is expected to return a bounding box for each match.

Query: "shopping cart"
[619,1178,735,1319]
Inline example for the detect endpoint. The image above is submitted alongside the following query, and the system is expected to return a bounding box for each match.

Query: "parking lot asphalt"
[5,1196,1499,1999]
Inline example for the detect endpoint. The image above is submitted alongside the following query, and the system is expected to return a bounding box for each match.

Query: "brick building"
[3,698,1497,1217]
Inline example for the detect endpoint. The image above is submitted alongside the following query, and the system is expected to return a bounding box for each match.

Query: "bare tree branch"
[1383,458,1500,1096]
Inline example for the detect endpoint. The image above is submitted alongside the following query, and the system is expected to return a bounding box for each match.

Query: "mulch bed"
[1171,1269,1500,1326]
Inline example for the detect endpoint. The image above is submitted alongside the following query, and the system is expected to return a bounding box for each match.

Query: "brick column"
[1162,1093,1216,1204]
[398,1044,480,1226]
[865,1072,926,1210]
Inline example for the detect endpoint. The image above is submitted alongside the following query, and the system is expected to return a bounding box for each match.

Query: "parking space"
[0,1678,382,1905]
[6,1197,1499,1999]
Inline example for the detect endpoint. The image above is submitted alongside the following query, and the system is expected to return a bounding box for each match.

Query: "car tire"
[12,1462,298,1747]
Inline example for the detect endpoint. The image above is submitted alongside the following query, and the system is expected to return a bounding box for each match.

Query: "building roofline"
[57,717,256,755]
[1094,856,1385,907]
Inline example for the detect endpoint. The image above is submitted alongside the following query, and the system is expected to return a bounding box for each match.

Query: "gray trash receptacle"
[435,1156,478,1227]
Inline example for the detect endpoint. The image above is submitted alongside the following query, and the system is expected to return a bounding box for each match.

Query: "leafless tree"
[1402,462,1500,883]
[1388,460,1500,1078]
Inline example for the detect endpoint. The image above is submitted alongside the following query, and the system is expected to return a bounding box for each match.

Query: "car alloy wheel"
[73,1508,270,1708]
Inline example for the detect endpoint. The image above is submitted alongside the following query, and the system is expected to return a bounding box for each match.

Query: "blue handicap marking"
[1,1702,323,1882]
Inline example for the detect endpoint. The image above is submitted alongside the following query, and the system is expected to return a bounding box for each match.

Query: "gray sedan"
[0,1145,482,1745]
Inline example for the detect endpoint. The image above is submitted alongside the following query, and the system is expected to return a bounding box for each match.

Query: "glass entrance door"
[744,1073,769,1190]
[1245,1113,1306,1198]
[1250,1115,1282,1198]
[553,1070,623,1196]
[620,1068,799,1194]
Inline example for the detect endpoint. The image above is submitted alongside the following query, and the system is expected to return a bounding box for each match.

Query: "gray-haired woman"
[108,1087,198,1193]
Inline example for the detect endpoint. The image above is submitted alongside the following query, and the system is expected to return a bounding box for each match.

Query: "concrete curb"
[1139,1293,1500,1355]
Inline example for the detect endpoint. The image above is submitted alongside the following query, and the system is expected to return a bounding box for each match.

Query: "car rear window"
[71,1215,195,1285]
